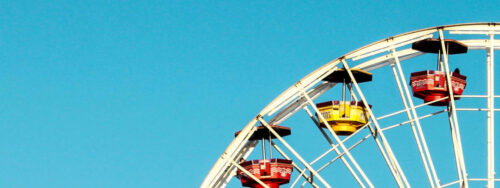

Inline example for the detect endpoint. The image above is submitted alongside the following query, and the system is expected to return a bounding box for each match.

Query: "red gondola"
[237,159,293,188]
[234,125,293,188]
[409,38,468,106]
[410,70,466,105]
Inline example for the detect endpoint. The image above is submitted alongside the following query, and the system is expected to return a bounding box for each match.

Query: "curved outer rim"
[201,22,500,188]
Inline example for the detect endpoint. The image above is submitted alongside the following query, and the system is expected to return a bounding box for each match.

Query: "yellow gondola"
[317,100,370,135]
[316,68,372,135]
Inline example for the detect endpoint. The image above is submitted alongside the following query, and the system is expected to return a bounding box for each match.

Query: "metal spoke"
[390,46,440,187]
[230,159,270,188]
[291,119,373,187]
[342,59,410,187]
[299,134,372,187]
[439,29,469,187]
[381,109,447,131]
[300,106,368,187]
[345,81,413,187]
[487,33,496,188]
[258,116,332,188]
[270,141,320,188]
[300,88,374,187]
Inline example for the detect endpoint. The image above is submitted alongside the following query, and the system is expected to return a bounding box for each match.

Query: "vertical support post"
[438,29,469,188]
[390,47,441,188]
[487,33,496,188]
[342,59,410,187]
[269,134,273,159]
[262,138,266,160]
[343,79,346,102]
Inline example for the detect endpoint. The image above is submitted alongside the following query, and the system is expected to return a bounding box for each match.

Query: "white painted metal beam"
[486,34,495,188]
[343,59,410,187]
[439,29,469,188]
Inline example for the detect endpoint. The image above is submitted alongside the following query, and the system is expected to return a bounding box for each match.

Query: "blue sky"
[1,0,500,187]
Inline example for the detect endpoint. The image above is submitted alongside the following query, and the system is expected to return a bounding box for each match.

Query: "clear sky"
[1,0,500,187]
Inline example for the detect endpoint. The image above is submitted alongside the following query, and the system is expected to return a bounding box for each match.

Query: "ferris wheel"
[201,23,500,188]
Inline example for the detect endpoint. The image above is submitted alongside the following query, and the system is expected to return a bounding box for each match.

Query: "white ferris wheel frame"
[201,23,500,188]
